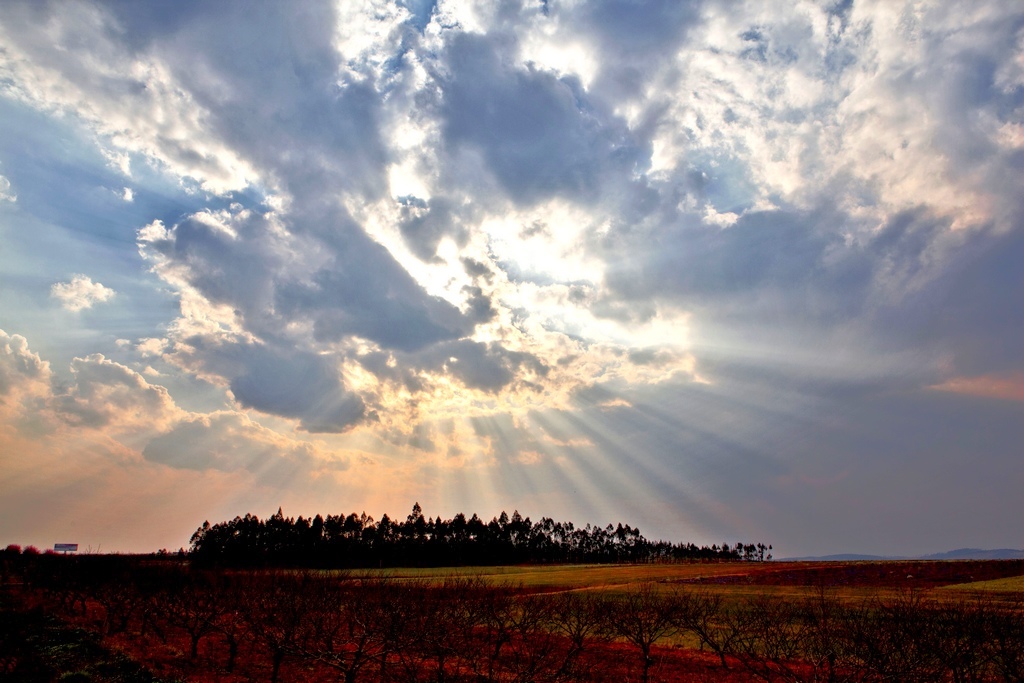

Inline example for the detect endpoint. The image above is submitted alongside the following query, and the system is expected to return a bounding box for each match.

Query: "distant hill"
[781,548,1024,561]
[781,553,894,561]
[918,548,1024,560]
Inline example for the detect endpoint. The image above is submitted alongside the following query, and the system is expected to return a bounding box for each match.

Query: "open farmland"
[370,558,1024,605]
[941,574,1024,595]
[355,560,761,589]
[371,558,1024,590]
[3,553,1024,682]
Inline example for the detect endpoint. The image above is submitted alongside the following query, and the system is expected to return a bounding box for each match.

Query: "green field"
[942,574,1024,593]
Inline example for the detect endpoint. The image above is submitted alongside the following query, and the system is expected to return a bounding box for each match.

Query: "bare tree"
[986,593,1024,682]
[212,575,246,674]
[725,594,804,682]
[296,574,398,683]
[926,596,991,683]
[390,577,477,683]
[673,588,739,670]
[467,581,518,683]
[238,571,313,683]
[603,582,681,683]
[548,591,607,682]
[846,589,942,683]
[501,593,563,683]
[162,571,228,660]
[791,588,864,683]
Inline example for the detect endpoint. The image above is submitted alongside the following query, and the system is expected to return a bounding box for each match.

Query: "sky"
[1,0,1022,558]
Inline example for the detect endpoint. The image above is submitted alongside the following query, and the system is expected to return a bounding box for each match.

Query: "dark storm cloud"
[129,1,390,201]
[140,202,477,421]
[654,211,844,296]
[439,32,646,205]
[627,347,679,367]
[138,211,370,432]
[578,0,701,55]
[917,22,1024,163]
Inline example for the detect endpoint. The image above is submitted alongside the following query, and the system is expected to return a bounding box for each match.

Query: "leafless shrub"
[602,582,681,683]
[985,593,1024,682]
[846,589,942,683]
[673,588,739,670]
[236,570,315,683]
[547,591,608,682]
[162,571,229,660]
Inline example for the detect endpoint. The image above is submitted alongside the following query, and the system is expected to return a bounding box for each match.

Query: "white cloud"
[1,337,181,441]
[0,329,52,423]
[0,331,353,488]
[333,0,410,81]
[0,3,259,194]
[55,354,183,436]
[0,174,15,202]
[50,275,116,312]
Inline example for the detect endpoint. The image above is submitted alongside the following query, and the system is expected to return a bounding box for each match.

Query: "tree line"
[188,503,772,567]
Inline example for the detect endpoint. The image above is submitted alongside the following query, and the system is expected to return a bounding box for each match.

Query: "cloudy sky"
[1,0,1022,557]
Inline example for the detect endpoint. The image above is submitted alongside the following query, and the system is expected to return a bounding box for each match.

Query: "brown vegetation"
[3,550,1024,682]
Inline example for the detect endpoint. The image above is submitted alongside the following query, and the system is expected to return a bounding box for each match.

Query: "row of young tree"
[10,554,1024,683]
[188,504,772,567]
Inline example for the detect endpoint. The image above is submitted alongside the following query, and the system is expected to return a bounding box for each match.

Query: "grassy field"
[339,559,1024,604]
[355,561,755,589]
[942,574,1024,593]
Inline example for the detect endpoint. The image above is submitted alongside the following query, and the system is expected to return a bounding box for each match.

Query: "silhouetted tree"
[188,504,767,568]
